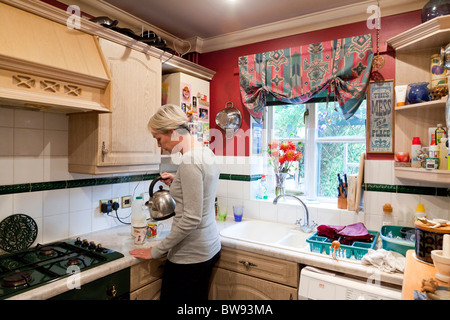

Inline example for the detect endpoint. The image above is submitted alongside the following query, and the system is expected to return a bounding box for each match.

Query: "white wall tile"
[0,128,13,156]
[14,128,43,156]
[0,157,14,185]
[43,130,68,156]
[14,109,43,129]
[13,191,42,220]
[14,156,44,183]
[43,213,69,243]
[43,189,69,216]
[69,187,92,212]
[43,156,70,181]
[0,107,14,127]
[44,112,68,131]
[69,209,92,237]
[0,195,13,221]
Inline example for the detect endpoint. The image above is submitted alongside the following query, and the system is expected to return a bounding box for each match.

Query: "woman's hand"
[160,172,174,186]
[129,247,153,260]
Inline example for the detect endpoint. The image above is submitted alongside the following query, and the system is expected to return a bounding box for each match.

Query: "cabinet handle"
[239,260,257,268]
[102,141,109,162]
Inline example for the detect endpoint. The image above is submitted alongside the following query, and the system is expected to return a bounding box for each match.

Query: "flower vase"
[275,173,287,197]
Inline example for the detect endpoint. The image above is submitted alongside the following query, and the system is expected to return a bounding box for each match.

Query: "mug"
[147,221,164,239]
[133,226,147,245]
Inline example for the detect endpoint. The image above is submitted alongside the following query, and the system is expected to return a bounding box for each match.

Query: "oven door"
[50,268,130,300]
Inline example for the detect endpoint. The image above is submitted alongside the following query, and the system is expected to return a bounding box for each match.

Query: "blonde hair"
[148,104,189,134]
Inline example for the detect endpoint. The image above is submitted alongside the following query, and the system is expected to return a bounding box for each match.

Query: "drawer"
[130,257,166,291]
[216,247,299,287]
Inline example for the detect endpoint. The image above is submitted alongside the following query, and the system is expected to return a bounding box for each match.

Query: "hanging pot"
[146,176,176,221]
[215,102,242,139]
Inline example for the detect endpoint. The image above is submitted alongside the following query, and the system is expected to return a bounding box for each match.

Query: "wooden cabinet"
[209,247,299,300]
[130,257,166,300]
[387,16,450,184]
[68,39,161,174]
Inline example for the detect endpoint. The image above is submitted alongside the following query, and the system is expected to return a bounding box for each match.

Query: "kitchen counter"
[8,218,404,300]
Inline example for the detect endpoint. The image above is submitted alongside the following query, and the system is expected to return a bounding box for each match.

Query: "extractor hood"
[0,2,111,113]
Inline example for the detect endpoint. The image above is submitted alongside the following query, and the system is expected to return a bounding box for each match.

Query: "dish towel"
[361,249,405,273]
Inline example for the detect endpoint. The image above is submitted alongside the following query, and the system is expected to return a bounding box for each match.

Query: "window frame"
[264,100,366,202]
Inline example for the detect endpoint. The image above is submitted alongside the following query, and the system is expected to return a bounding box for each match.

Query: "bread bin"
[415,220,450,263]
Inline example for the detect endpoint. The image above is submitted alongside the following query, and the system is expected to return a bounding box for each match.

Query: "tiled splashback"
[0,106,449,248]
[0,107,154,246]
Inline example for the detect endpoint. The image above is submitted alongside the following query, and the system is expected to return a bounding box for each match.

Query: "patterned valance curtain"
[238,34,374,123]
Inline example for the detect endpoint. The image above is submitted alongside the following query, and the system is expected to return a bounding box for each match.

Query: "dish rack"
[306,230,379,260]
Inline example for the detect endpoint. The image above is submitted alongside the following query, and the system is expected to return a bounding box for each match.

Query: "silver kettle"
[146,176,176,221]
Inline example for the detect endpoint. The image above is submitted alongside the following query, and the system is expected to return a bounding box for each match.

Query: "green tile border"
[365,183,449,197]
[0,174,160,195]
[0,175,447,197]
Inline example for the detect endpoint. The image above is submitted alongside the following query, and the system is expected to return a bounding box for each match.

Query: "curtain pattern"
[238,35,374,123]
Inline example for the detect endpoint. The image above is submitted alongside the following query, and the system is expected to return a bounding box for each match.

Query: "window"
[265,99,366,201]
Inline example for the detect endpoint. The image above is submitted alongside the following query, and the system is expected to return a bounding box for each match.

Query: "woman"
[129,104,221,300]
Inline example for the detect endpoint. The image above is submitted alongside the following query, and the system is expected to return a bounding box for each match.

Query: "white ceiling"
[103,0,373,39]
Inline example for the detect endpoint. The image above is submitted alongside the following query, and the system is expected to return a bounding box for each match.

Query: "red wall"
[199,10,422,157]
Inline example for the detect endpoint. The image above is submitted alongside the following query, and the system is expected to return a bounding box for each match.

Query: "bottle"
[411,137,422,168]
[257,175,268,199]
[435,124,446,145]
[429,139,439,158]
[131,196,146,236]
[415,204,427,220]
[439,137,448,170]
[382,203,394,225]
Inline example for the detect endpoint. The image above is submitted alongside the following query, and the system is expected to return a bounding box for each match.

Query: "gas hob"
[0,237,124,299]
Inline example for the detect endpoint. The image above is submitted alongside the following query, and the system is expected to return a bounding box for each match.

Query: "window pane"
[317,101,366,138]
[317,142,365,198]
[273,104,306,139]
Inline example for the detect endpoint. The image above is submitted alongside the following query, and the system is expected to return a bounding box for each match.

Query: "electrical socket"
[121,195,132,208]
[99,198,119,207]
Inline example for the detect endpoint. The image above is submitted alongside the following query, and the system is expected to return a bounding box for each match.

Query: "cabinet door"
[209,267,297,300]
[98,39,161,166]
[130,279,162,300]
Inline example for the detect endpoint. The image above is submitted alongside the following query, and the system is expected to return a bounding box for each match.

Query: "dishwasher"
[298,266,402,300]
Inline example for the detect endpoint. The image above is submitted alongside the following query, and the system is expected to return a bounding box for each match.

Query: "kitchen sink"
[219,220,311,252]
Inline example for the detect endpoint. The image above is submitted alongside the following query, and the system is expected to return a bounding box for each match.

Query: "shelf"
[387,15,450,52]
[395,167,450,184]
[395,96,448,111]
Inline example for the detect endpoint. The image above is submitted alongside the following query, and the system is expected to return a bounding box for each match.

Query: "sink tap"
[273,193,317,233]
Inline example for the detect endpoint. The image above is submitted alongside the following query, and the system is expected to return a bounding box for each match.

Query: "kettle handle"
[149,176,162,198]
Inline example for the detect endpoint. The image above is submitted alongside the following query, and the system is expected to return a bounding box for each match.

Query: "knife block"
[337,186,347,209]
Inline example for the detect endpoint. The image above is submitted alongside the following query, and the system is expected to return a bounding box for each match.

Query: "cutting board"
[354,152,365,213]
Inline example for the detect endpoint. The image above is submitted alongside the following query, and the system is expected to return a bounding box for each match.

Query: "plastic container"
[415,204,427,220]
[439,137,448,170]
[380,225,415,256]
[435,123,446,144]
[306,230,379,260]
[131,196,146,236]
[256,175,268,199]
[411,137,422,168]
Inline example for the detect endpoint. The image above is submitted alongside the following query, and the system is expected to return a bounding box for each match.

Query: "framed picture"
[366,80,395,154]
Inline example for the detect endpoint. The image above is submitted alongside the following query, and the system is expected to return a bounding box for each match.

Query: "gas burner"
[2,272,32,288]
[66,258,81,266]
[39,246,55,256]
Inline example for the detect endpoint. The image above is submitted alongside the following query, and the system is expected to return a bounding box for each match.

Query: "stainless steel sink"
[219,220,312,252]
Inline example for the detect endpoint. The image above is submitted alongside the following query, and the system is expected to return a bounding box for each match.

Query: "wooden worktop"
[402,250,447,300]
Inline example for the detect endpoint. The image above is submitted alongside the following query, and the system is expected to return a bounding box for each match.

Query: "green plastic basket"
[306,230,379,260]
[380,225,415,256]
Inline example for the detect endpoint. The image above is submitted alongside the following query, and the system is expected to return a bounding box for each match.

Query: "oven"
[0,237,127,300]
